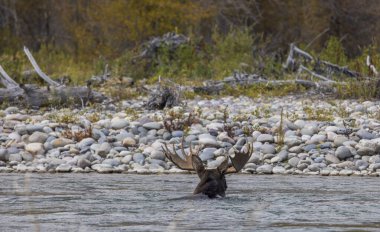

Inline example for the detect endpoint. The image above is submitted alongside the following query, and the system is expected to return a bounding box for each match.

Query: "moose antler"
[162,139,253,198]
[226,143,253,173]
[162,139,201,170]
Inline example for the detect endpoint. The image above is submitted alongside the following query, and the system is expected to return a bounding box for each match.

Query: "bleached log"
[23,46,60,87]
[0,65,21,89]
[283,43,314,70]
[193,78,334,95]
[0,62,106,108]
[318,60,359,78]
[297,65,334,82]
[366,56,378,76]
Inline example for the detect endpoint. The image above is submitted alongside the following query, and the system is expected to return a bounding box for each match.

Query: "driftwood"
[135,32,189,60]
[193,71,335,95]
[145,78,181,110]
[284,43,360,79]
[0,48,106,107]
[367,55,379,76]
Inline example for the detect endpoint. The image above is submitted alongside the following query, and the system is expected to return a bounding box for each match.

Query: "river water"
[0,173,379,232]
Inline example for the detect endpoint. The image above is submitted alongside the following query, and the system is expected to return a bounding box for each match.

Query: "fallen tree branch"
[0,61,106,108]
[0,65,22,89]
[193,72,335,94]
[23,46,60,87]
[297,65,334,82]
[317,60,360,78]
[366,55,379,76]
[284,43,360,78]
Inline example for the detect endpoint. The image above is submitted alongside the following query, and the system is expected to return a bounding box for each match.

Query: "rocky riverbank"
[1,95,380,176]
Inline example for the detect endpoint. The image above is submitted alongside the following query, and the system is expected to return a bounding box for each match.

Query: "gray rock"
[288,157,300,167]
[272,150,288,163]
[261,144,276,154]
[110,118,129,130]
[257,134,274,143]
[25,143,45,156]
[198,134,220,148]
[96,142,112,158]
[308,163,321,172]
[0,149,7,161]
[248,153,261,164]
[56,164,72,172]
[102,158,121,167]
[314,157,324,163]
[369,163,380,171]
[256,164,273,174]
[133,153,145,164]
[8,153,22,162]
[20,152,33,161]
[325,154,340,164]
[301,126,317,136]
[297,163,308,170]
[171,130,184,138]
[4,106,19,114]
[14,125,27,135]
[335,146,353,160]
[320,169,331,176]
[77,138,96,149]
[356,129,375,140]
[288,146,302,153]
[303,144,317,152]
[308,134,326,144]
[122,137,136,147]
[92,163,114,173]
[355,160,369,170]
[333,135,348,147]
[336,161,354,168]
[339,169,353,176]
[121,154,133,164]
[28,131,48,143]
[200,148,217,161]
[77,158,91,169]
[51,138,74,148]
[369,155,380,164]
[356,147,375,156]
[150,150,166,161]
[143,122,162,130]
[294,120,306,129]
[26,124,44,134]
[272,166,285,174]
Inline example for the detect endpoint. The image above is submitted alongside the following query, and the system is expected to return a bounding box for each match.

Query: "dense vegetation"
[0,0,379,98]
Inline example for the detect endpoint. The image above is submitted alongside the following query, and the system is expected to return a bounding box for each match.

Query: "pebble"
[25,143,45,155]
[0,95,379,176]
[256,164,273,174]
[110,118,129,130]
[28,131,48,143]
[335,146,353,160]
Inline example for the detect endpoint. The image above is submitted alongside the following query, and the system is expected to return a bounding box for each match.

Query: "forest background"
[0,0,379,89]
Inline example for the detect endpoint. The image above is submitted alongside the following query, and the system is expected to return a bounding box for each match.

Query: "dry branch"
[23,46,60,87]
[0,56,106,107]
[284,43,359,78]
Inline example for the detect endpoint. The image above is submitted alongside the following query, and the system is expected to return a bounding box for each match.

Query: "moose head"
[162,141,252,198]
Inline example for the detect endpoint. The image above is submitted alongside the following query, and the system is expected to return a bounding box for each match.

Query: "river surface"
[0,173,379,232]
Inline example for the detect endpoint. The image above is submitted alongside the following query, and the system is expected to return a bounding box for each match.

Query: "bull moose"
[162,140,252,198]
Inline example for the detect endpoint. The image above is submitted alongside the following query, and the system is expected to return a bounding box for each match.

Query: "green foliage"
[319,37,347,66]
[303,106,334,121]
[210,28,255,80]
[334,80,377,100]
[221,82,306,98]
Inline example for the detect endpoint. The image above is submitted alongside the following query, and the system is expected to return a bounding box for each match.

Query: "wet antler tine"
[161,142,194,171]
[227,143,253,173]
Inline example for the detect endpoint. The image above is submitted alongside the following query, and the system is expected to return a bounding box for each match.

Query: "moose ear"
[192,155,205,178]
[217,157,229,174]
